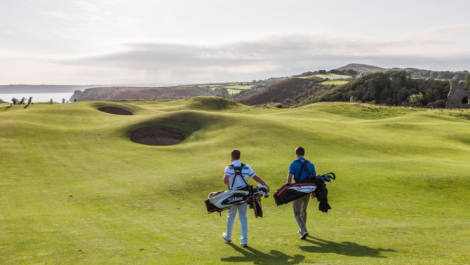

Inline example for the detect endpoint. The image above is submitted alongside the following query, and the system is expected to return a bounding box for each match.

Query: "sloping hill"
[236,78,328,106]
[336,63,387,74]
[306,70,449,106]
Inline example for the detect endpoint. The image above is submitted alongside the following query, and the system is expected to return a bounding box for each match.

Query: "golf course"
[1,98,469,264]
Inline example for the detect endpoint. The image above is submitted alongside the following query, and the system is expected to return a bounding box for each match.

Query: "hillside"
[336,63,387,74]
[236,78,327,106]
[236,70,456,108]
[307,70,450,106]
[1,100,470,264]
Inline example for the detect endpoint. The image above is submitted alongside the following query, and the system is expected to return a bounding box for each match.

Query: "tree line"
[310,70,451,106]
[399,68,469,81]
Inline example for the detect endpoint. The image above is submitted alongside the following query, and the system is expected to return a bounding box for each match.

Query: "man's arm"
[286,174,293,185]
[252,175,269,192]
[223,174,230,186]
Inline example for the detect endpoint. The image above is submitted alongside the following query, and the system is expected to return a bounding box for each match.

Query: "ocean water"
[0,93,74,103]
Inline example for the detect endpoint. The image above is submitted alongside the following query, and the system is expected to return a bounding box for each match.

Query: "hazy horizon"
[1,0,469,85]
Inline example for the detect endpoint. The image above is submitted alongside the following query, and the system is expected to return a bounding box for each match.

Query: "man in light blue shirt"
[286,146,316,239]
[222,149,269,247]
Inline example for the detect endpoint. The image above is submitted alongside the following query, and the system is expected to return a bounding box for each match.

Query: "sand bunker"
[99,107,133,115]
[131,127,185,146]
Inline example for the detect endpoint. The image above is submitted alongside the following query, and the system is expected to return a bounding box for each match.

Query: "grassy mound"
[187,96,240,111]
[1,101,469,264]
[310,102,423,119]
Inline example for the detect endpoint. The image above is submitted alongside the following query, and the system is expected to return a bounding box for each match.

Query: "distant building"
[447,80,470,109]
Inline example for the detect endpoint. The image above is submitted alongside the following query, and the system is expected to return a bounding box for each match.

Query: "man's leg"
[224,205,238,241]
[293,197,307,235]
[300,194,310,227]
[238,203,248,246]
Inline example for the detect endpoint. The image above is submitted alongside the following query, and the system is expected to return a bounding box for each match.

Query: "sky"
[1,0,470,85]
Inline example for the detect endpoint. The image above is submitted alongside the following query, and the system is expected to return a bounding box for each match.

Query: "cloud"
[421,24,470,35]
[58,33,470,73]
[4,33,470,84]
[75,1,102,14]
[40,2,143,43]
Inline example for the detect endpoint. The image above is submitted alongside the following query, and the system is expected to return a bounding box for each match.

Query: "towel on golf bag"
[249,197,263,218]
[273,173,335,213]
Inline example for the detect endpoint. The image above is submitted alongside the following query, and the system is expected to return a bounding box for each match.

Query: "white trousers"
[225,203,248,244]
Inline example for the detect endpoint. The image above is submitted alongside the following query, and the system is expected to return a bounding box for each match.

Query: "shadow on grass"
[221,243,305,264]
[300,237,396,258]
[1,105,12,112]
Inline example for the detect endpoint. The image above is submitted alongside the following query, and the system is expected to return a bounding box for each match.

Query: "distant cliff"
[69,86,224,101]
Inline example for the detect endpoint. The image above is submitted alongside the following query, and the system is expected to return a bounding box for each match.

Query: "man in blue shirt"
[286,146,316,239]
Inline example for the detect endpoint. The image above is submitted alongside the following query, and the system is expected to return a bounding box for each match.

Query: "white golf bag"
[205,185,269,217]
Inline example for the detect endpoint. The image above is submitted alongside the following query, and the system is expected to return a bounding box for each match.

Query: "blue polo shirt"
[289,157,316,183]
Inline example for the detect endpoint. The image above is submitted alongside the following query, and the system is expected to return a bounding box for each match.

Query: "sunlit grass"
[320,80,350,85]
[1,99,469,264]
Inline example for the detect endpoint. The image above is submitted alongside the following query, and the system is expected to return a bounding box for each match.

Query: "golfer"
[286,146,316,239]
[222,149,269,247]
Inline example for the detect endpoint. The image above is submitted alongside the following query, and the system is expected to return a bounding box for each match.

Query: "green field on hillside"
[1,99,469,265]
[226,85,252,95]
[208,83,253,94]
[225,84,252,90]
[320,80,350,85]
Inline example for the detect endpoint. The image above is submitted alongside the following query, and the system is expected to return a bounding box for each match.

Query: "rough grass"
[1,99,469,264]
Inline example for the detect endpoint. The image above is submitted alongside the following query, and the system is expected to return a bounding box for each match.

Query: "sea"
[0,92,75,103]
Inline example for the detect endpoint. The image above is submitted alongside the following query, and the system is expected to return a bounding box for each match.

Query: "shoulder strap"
[294,160,312,181]
[230,163,248,189]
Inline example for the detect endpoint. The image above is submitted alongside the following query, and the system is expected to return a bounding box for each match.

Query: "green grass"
[225,85,252,90]
[207,84,252,94]
[227,88,242,94]
[1,99,470,264]
[320,80,350,85]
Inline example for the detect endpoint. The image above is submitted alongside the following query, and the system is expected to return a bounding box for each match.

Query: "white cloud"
[421,24,470,35]
[2,0,470,84]
[25,33,463,83]
[75,1,102,14]
[39,1,143,47]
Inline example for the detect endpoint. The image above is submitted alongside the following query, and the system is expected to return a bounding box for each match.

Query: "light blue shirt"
[224,160,255,190]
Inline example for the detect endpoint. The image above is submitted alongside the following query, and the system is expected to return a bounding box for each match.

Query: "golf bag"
[273,172,336,207]
[205,185,269,218]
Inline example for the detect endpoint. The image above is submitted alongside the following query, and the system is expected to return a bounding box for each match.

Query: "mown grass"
[320,80,350,85]
[1,99,469,264]
[225,85,252,90]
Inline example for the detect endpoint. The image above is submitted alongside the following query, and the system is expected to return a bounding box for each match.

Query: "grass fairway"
[1,99,469,264]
